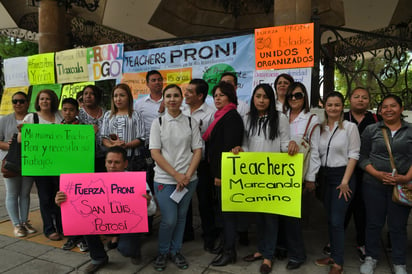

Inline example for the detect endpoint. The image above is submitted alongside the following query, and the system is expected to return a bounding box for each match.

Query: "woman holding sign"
[282,82,321,270]
[315,91,360,274]
[203,81,244,267]
[232,83,290,274]
[22,89,63,241]
[150,84,202,271]
[0,91,36,238]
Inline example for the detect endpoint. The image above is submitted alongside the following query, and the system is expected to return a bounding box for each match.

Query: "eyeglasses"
[286,93,304,100]
[12,99,26,104]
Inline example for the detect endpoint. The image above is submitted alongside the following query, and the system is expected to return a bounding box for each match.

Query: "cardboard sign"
[0,87,29,115]
[28,53,56,85]
[21,124,94,176]
[55,48,90,83]
[59,82,94,109]
[255,23,314,70]
[221,152,303,218]
[4,57,30,88]
[87,43,124,81]
[60,172,148,235]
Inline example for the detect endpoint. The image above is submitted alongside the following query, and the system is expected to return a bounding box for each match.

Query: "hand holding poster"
[21,124,94,176]
[221,152,303,218]
[60,172,148,235]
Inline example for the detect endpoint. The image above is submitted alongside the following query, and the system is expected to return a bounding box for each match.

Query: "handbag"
[296,114,319,181]
[315,126,339,202]
[1,160,19,178]
[381,128,412,206]
[3,133,21,174]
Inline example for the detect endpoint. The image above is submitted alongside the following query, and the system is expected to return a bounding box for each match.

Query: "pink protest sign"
[60,172,147,235]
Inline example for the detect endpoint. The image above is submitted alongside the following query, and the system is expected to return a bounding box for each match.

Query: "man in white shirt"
[182,79,218,252]
[133,70,164,234]
[219,72,249,118]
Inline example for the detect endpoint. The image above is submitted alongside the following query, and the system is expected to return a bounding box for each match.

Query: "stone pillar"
[38,0,68,53]
[274,0,312,26]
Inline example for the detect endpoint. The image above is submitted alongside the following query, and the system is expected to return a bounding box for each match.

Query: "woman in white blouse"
[283,82,321,270]
[315,91,360,274]
[232,83,291,274]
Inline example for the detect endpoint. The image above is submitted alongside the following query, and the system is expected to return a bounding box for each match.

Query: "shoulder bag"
[2,133,21,176]
[296,114,319,181]
[381,128,412,206]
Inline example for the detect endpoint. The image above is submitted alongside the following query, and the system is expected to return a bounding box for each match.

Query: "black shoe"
[84,257,108,274]
[211,250,236,267]
[153,253,168,271]
[286,260,303,270]
[171,252,188,269]
[62,239,77,250]
[238,231,249,246]
[210,240,223,255]
[323,244,331,256]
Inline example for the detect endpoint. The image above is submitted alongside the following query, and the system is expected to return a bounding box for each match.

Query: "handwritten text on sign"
[60,172,148,235]
[254,23,314,70]
[21,124,94,176]
[221,152,303,218]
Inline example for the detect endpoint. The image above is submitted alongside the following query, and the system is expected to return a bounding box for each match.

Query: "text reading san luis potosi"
[69,183,136,232]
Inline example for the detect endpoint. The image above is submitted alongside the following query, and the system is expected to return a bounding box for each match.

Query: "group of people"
[0,69,410,274]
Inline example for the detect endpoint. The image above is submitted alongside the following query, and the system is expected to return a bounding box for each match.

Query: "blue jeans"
[283,215,306,263]
[363,182,411,265]
[256,213,279,260]
[4,176,33,226]
[322,166,355,266]
[154,180,197,255]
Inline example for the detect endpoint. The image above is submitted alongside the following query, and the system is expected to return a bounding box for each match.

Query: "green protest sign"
[221,152,303,218]
[21,124,95,176]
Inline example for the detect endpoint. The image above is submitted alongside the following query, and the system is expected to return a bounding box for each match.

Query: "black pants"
[35,176,62,236]
[185,160,218,245]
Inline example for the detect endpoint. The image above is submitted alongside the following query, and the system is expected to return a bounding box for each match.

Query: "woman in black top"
[203,81,244,266]
[342,87,378,261]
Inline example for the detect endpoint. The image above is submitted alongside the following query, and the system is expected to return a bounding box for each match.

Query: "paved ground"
[0,175,410,274]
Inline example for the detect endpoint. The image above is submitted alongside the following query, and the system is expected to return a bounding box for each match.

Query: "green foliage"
[0,36,38,58]
[334,47,412,109]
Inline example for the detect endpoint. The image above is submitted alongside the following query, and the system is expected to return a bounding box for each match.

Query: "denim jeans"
[35,176,62,236]
[283,215,306,263]
[4,176,33,226]
[323,166,355,266]
[154,180,197,255]
[256,213,279,260]
[85,233,141,264]
[363,182,411,265]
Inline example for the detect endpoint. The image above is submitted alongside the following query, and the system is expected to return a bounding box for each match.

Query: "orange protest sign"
[255,23,314,70]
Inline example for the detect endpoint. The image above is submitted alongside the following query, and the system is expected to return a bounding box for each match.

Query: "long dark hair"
[247,83,279,140]
[110,83,133,118]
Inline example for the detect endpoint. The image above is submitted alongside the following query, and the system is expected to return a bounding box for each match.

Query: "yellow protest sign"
[0,87,29,115]
[28,53,55,85]
[255,23,314,70]
[221,152,303,218]
[59,82,94,109]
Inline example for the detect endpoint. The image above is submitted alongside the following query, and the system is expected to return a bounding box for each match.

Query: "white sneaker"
[394,264,407,274]
[360,256,377,274]
[14,225,26,237]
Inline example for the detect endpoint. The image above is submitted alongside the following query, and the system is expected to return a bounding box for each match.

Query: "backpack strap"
[33,113,39,124]
[158,116,162,126]
[188,116,192,130]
